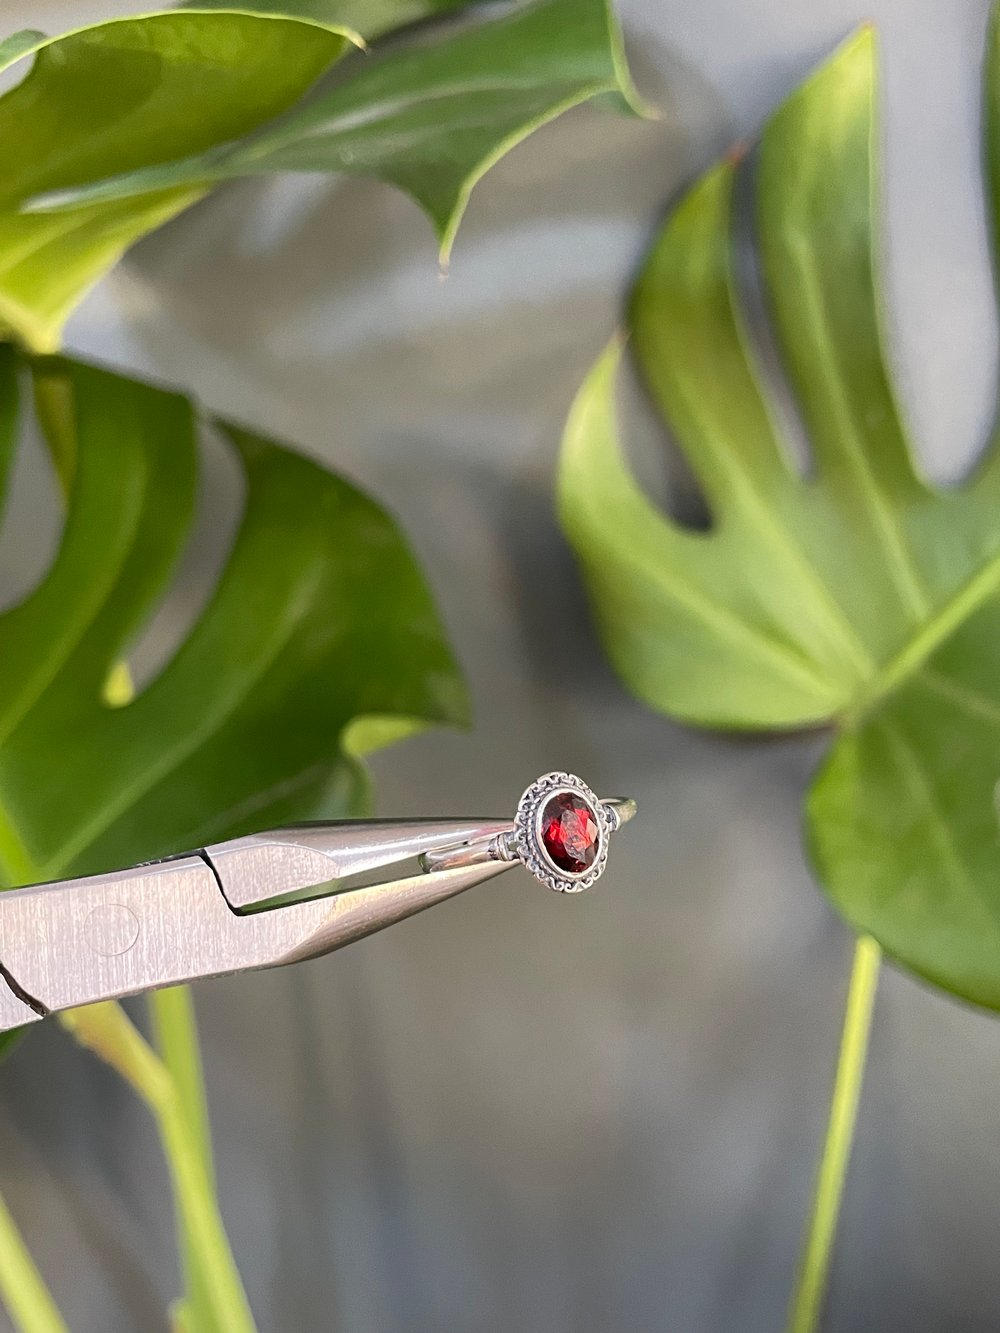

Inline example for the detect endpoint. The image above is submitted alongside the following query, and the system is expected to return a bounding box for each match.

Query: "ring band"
[422,773,636,893]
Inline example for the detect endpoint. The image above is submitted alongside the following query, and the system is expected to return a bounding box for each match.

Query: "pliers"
[0,772,635,1031]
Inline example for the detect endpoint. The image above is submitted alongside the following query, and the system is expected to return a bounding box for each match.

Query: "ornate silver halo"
[418,773,636,889]
[505,772,616,893]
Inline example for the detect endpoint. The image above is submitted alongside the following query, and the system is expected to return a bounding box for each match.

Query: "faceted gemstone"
[540,792,600,874]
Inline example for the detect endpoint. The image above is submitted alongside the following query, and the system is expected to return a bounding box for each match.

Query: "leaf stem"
[149,987,220,1332]
[0,1190,68,1333]
[786,934,881,1333]
[149,988,216,1188]
[60,1003,256,1333]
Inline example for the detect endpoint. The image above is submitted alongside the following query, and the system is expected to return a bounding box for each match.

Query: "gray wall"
[2,1,999,1329]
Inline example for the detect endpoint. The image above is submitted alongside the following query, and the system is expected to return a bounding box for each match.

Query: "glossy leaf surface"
[181,0,479,41]
[31,0,641,263]
[0,349,467,889]
[558,22,1000,1008]
[0,10,357,351]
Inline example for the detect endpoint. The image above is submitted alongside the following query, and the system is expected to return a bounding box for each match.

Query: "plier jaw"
[0,820,512,1031]
[0,774,635,1030]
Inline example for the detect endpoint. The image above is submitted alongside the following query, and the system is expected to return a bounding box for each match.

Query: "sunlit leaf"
[0,10,361,352]
[30,0,643,265]
[181,0,480,41]
[558,21,1000,1009]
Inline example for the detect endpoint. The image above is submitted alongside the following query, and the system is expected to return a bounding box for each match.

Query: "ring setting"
[494,771,635,893]
[420,772,636,889]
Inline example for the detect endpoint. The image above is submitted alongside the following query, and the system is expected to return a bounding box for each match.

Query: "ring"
[422,772,636,893]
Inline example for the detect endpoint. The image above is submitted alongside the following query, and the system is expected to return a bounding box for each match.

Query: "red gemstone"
[540,793,600,874]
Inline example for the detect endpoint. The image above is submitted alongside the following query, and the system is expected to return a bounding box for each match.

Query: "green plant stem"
[786,934,881,1333]
[0,1191,68,1333]
[31,361,76,493]
[150,988,215,1186]
[149,987,219,1332]
[60,1003,255,1333]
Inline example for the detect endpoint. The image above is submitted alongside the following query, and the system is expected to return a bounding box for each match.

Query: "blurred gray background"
[2,1,999,1329]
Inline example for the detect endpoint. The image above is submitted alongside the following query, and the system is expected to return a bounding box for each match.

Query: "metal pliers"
[0,772,635,1031]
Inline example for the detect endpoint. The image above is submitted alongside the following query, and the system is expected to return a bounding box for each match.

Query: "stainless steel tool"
[0,772,636,1031]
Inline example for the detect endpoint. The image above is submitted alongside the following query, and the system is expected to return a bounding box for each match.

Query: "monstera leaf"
[0,11,357,352]
[559,20,1000,1010]
[0,346,467,892]
[181,0,479,41]
[2,0,638,351]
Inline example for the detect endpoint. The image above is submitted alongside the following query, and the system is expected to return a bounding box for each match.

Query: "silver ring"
[422,772,636,893]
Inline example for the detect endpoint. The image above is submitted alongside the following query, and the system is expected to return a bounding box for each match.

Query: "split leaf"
[2,0,639,350]
[0,348,467,890]
[558,20,1000,1009]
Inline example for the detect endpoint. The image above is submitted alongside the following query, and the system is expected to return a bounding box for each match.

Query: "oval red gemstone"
[540,792,600,874]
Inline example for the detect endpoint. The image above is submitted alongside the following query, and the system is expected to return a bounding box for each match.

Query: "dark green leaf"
[0,352,468,889]
[0,1026,26,1062]
[558,20,1000,1008]
[31,0,643,263]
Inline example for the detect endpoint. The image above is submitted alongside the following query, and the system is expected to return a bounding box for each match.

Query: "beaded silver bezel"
[513,771,610,893]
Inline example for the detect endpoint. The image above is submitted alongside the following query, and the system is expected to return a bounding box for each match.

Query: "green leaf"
[0,30,46,71]
[30,0,643,264]
[0,9,358,351]
[558,21,1000,1009]
[0,349,468,889]
[180,0,480,41]
[0,1028,25,1061]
